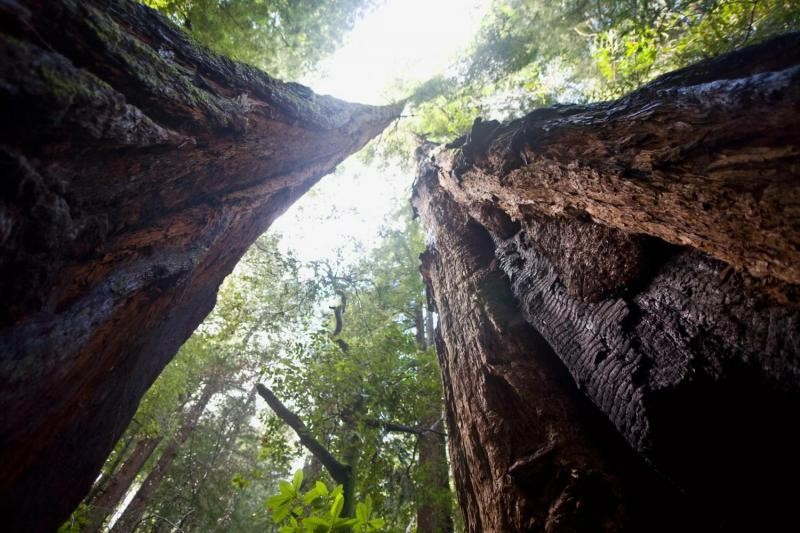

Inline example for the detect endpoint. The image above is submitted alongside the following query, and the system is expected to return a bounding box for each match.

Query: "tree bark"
[413,33,800,531]
[83,436,162,533]
[0,1,398,530]
[110,379,218,532]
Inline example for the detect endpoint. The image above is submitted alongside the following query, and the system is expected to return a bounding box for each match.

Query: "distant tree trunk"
[83,436,162,533]
[110,379,218,532]
[0,0,397,530]
[413,303,452,533]
[84,433,136,506]
[414,416,452,533]
[413,34,800,531]
[424,288,435,350]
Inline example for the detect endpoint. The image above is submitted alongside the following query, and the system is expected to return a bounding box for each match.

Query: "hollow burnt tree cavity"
[414,33,800,531]
[0,1,399,530]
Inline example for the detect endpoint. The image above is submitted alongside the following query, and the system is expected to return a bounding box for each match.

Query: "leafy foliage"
[267,470,385,532]
[142,0,380,79]
[259,207,451,530]
[401,0,800,142]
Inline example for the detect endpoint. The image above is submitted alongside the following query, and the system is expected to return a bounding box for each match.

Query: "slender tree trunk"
[110,380,218,532]
[424,288,435,351]
[0,2,397,529]
[414,300,426,351]
[83,436,162,533]
[413,33,800,531]
[414,416,452,533]
[84,433,136,507]
[412,302,452,533]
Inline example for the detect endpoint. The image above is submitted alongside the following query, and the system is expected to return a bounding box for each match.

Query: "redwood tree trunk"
[413,33,800,531]
[84,436,162,533]
[0,1,397,530]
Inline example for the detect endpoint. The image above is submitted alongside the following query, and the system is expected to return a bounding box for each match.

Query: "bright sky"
[302,0,489,105]
[269,0,489,264]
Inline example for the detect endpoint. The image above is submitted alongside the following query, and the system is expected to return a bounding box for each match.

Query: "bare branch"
[365,418,446,437]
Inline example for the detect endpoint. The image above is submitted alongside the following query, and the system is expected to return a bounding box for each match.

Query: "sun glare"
[302,0,489,105]
[269,0,489,264]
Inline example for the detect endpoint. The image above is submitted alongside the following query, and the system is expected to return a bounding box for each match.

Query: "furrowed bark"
[414,164,689,532]
[0,1,399,530]
[414,33,800,530]
[448,32,800,285]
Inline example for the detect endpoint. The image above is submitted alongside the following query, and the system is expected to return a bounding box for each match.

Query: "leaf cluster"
[268,470,385,533]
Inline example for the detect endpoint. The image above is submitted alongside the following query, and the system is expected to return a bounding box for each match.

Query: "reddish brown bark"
[414,34,800,531]
[415,171,687,532]
[0,1,398,530]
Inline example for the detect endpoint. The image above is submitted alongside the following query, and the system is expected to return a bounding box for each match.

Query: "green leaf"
[332,517,359,531]
[272,502,292,523]
[368,518,385,530]
[364,495,372,518]
[267,494,291,510]
[315,480,329,497]
[279,480,296,497]
[292,469,304,491]
[302,486,321,505]
[301,516,331,529]
[329,493,344,520]
[355,502,368,524]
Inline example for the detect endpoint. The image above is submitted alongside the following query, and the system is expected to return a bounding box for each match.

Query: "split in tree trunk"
[0,1,398,530]
[413,32,800,531]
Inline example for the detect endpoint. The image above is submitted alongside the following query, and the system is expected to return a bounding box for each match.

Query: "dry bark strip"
[0,1,398,530]
[414,33,800,531]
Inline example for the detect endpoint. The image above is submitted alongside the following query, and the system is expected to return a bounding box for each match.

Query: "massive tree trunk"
[414,33,800,531]
[0,1,398,530]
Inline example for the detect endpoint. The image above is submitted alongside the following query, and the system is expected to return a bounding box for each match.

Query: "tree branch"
[256,384,350,484]
[364,418,446,437]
